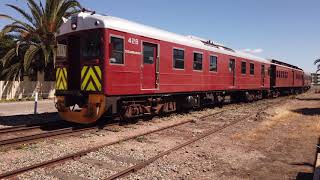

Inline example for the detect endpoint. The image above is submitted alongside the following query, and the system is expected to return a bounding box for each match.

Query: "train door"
[292,70,295,86]
[229,59,236,86]
[270,65,276,87]
[261,64,265,86]
[142,42,158,89]
[68,35,81,90]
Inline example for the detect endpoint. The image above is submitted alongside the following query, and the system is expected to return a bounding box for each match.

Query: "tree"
[0,0,81,80]
[0,34,22,80]
[315,58,320,73]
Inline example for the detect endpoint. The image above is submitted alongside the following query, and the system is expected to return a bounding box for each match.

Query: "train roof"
[58,12,270,64]
[269,59,304,72]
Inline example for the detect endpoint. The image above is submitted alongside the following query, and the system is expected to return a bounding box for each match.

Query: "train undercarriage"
[55,86,309,124]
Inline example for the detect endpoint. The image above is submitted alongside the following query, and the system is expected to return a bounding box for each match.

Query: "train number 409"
[128,38,139,45]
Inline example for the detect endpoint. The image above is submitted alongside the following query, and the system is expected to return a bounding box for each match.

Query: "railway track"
[0,118,120,147]
[105,103,273,179]
[0,108,231,179]
[105,113,256,180]
[0,125,98,146]
[0,121,62,134]
[0,97,283,179]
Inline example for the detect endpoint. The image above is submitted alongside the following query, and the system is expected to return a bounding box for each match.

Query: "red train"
[54,11,311,124]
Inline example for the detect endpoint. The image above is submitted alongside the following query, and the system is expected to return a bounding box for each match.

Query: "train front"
[55,12,107,124]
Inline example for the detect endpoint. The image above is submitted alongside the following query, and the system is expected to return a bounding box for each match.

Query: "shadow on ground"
[292,108,320,116]
[296,98,320,101]
[296,172,314,180]
[0,113,61,127]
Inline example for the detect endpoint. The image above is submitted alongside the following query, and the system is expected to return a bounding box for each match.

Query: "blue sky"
[1,0,319,72]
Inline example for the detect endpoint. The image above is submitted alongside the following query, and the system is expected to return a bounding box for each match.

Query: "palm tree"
[0,0,81,80]
[0,34,23,80]
[315,58,320,73]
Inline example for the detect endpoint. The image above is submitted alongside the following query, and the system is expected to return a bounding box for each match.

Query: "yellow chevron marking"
[56,67,67,90]
[56,68,60,80]
[81,66,102,91]
[94,66,102,79]
[86,81,96,91]
[81,66,88,79]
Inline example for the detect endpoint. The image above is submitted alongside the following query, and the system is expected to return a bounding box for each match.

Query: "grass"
[135,136,147,143]
[15,143,39,151]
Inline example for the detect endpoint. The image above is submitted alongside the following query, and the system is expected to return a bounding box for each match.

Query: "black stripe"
[92,67,102,81]
[81,66,91,81]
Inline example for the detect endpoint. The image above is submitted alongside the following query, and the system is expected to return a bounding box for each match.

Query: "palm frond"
[1,0,82,80]
[1,62,22,81]
[23,44,40,70]
[56,0,81,29]
[26,0,43,17]
[2,23,29,35]
[6,4,35,26]
[0,14,35,32]
[314,58,320,65]
[0,48,17,67]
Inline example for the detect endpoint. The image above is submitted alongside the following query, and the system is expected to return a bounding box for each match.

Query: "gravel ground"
[0,90,319,180]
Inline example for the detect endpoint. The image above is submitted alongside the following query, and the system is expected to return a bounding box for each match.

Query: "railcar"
[54,11,307,124]
[269,59,308,96]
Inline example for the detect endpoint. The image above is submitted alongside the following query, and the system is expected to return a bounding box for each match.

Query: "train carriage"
[270,59,306,95]
[54,11,306,124]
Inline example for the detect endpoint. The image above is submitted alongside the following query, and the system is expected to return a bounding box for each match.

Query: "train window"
[241,61,246,74]
[229,59,235,72]
[209,56,218,72]
[250,63,254,75]
[193,52,203,71]
[110,37,124,64]
[143,43,155,64]
[81,33,101,58]
[173,49,184,69]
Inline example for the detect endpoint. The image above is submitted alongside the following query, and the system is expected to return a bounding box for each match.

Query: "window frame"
[209,55,218,72]
[142,42,157,65]
[261,64,265,76]
[241,61,247,75]
[193,51,203,71]
[109,35,125,65]
[173,47,185,70]
[249,63,255,75]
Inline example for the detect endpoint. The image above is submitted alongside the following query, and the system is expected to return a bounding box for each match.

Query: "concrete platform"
[0,100,57,116]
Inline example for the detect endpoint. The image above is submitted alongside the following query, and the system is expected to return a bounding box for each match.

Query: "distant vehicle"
[54,10,311,124]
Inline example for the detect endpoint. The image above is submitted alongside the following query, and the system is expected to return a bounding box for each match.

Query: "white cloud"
[241,48,263,54]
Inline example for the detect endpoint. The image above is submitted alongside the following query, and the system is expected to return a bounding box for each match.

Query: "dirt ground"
[0,89,319,180]
[128,90,320,180]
